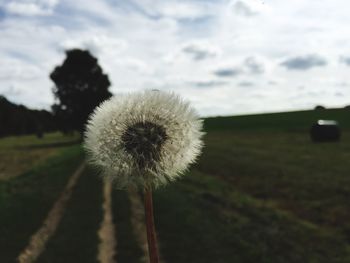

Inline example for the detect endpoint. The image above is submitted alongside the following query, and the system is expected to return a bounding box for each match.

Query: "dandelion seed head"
[84,90,204,188]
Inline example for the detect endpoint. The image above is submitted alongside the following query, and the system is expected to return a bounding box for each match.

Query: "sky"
[0,0,350,117]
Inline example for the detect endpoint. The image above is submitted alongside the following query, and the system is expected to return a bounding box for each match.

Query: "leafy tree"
[314,105,326,110]
[50,49,112,133]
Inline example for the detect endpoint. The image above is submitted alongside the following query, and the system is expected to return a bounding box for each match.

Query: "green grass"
[37,167,103,263]
[197,130,350,230]
[152,108,350,262]
[0,145,83,262]
[155,172,350,263]
[112,190,144,263]
[154,171,350,263]
[0,132,79,149]
[1,107,350,262]
[0,132,80,180]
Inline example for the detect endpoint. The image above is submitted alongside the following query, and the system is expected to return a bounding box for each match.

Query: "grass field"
[0,132,79,180]
[0,108,349,262]
[0,144,84,262]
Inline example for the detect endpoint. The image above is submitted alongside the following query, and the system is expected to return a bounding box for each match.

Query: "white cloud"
[1,0,350,115]
[2,0,59,16]
[232,1,258,17]
[60,35,128,58]
[213,67,242,77]
[243,56,265,74]
[339,56,350,66]
[188,80,228,88]
[128,0,218,20]
[0,58,41,80]
[238,81,254,87]
[280,54,327,70]
[181,42,220,61]
[153,2,210,19]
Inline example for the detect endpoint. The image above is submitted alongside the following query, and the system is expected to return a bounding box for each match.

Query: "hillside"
[1,109,350,262]
[204,108,350,131]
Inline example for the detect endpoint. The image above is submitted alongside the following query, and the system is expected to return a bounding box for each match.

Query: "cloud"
[114,58,154,75]
[232,1,257,17]
[181,42,219,61]
[128,0,218,20]
[244,56,264,74]
[280,54,327,70]
[1,0,59,16]
[213,67,241,77]
[335,82,348,87]
[1,85,21,97]
[335,91,343,97]
[60,35,128,57]
[0,58,42,80]
[339,56,350,66]
[238,81,254,87]
[212,56,264,78]
[1,0,350,116]
[189,80,228,88]
[153,2,211,20]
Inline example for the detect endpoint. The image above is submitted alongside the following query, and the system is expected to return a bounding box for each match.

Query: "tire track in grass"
[36,166,103,263]
[98,180,117,263]
[0,146,83,262]
[112,188,143,263]
[17,162,85,263]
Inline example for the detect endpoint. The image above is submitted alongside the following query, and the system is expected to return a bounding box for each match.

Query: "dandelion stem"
[144,187,160,263]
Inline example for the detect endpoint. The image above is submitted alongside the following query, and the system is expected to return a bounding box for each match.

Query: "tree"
[50,49,112,133]
[314,105,326,110]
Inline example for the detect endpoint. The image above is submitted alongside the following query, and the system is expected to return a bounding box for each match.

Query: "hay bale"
[310,120,341,142]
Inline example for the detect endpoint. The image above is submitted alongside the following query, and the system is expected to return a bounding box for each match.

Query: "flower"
[84,90,204,188]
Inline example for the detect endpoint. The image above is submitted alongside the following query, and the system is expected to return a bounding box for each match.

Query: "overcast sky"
[0,0,350,116]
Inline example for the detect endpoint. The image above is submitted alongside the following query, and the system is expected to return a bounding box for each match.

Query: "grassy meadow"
[0,132,80,180]
[0,108,350,262]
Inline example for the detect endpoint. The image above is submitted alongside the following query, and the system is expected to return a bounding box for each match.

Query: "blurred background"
[1,0,350,262]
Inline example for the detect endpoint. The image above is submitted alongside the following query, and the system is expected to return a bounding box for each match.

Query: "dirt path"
[97,179,117,263]
[17,162,85,263]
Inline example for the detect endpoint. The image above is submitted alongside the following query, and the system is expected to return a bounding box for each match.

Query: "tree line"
[0,96,56,138]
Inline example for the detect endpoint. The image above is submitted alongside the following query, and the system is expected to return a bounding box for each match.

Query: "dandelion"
[84,90,204,263]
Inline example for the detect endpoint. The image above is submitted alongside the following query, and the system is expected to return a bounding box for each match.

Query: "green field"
[0,132,79,180]
[0,108,349,262]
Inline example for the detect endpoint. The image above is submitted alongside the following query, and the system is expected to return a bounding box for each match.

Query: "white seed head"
[84,90,204,189]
